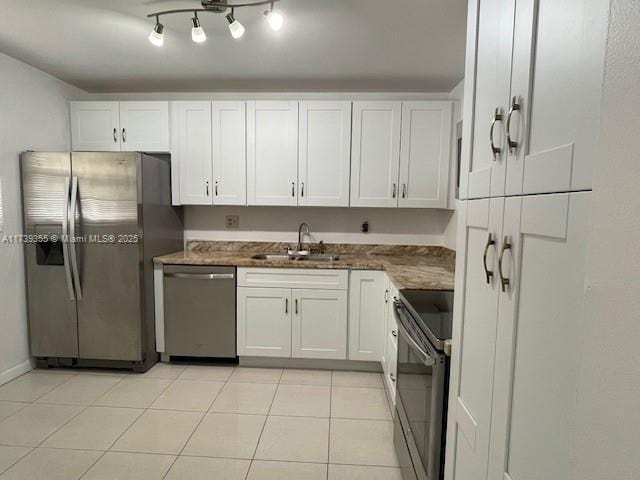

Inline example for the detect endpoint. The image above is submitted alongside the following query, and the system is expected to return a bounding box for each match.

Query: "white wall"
[184,206,454,246]
[0,52,85,384]
[570,1,640,478]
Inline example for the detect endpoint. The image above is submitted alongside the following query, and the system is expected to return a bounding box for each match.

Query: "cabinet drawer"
[237,268,348,290]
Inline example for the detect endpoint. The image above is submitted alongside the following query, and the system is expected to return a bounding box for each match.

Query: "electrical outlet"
[225,215,239,229]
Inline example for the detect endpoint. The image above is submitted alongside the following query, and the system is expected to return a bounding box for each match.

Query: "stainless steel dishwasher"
[163,265,236,358]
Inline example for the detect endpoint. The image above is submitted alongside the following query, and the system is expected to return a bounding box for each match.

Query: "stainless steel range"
[393,289,453,480]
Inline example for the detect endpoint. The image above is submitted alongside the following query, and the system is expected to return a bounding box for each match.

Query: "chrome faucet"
[297,222,310,253]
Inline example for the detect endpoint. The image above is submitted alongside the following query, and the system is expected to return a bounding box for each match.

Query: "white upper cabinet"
[171,101,213,205]
[399,101,453,208]
[212,101,246,205]
[70,101,169,152]
[247,101,299,206]
[350,101,402,207]
[70,101,121,151]
[504,0,608,195]
[460,0,515,199]
[298,101,351,207]
[118,101,170,152]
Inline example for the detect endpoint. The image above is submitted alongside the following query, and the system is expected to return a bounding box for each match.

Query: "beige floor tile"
[0,404,83,447]
[329,418,399,466]
[0,373,74,402]
[279,369,332,386]
[94,378,171,408]
[0,447,100,480]
[247,460,327,480]
[150,380,224,412]
[0,402,27,423]
[182,413,265,459]
[81,452,175,480]
[255,416,329,463]
[331,387,391,420]
[179,365,236,382]
[210,383,276,415]
[111,409,202,455]
[36,375,121,406]
[270,385,330,418]
[141,363,186,380]
[42,406,142,450]
[332,371,383,388]
[0,446,31,475]
[328,464,403,480]
[229,368,282,384]
[164,456,250,480]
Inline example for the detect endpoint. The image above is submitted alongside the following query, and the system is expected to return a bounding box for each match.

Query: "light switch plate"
[225,215,239,229]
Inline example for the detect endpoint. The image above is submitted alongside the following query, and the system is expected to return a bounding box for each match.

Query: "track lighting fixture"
[146,0,283,44]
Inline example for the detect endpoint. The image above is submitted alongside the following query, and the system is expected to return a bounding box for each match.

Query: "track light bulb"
[148,21,164,47]
[265,9,284,31]
[226,13,245,39]
[191,15,206,43]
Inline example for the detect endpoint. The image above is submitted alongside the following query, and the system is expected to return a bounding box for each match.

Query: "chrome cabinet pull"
[300,182,304,197]
[392,330,397,338]
[285,298,289,314]
[402,184,406,198]
[392,183,397,198]
[295,298,298,314]
[113,128,118,143]
[389,373,396,383]
[498,236,512,292]
[490,107,503,160]
[483,233,496,284]
[215,181,218,196]
[206,181,210,196]
[384,289,389,303]
[291,182,295,197]
[122,128,126,143]
[506,96,521,154]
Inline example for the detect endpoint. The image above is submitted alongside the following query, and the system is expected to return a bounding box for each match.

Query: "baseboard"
[238,356,383,372]
[0,359,33,387]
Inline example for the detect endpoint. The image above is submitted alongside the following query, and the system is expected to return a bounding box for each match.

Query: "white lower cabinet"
[445,192,591,480]
[348,270,386,361]
[237,268,348,360]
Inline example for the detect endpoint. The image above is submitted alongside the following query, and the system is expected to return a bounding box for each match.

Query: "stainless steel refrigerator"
[20,152,183,372]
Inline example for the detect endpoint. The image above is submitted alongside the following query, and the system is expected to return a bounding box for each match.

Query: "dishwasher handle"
[164,272,235,280]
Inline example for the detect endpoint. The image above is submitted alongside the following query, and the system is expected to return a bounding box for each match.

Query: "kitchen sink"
[251,253,340,262]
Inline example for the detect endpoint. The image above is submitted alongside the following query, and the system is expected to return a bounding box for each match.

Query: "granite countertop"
[154,241,455,291]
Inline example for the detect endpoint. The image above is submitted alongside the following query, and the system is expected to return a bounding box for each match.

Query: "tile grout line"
[327,370,333,480]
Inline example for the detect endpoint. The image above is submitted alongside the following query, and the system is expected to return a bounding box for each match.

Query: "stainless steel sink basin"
[251,253,340,262]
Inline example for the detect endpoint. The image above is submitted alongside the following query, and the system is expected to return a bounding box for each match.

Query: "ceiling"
[0,0,467,93]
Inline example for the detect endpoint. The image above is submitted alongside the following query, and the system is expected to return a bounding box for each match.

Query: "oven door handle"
[394,302,436,367]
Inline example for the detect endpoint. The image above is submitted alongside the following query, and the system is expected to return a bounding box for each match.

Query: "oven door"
[393,301,448,480]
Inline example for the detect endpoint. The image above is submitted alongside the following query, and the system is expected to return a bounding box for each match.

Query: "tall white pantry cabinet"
[445,1,610,480]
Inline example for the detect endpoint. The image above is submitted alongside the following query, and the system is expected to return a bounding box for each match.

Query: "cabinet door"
[119,101,170,152]
[350,102,401,207]
[291,289,348,360]
[460,0,515,199]
[171,101,212,205]
[298,101,351,207]
[70,101,120,151]
[348,270,386,361]
[444,197,504,480]
[488,192,590,480]
[212,101,246,205]
[398,101,453,208]
[504,0,609,195]
[237,287,292,357]
[247,101,298,206]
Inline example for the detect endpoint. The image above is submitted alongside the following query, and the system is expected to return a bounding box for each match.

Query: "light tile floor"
[0,365,401,479]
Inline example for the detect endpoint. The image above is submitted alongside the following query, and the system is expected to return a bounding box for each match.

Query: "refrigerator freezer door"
[71,152,143,361]
[21,152,79,357]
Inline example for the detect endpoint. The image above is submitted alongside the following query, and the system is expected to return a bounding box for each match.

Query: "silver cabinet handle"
[122,128,126,143]
[402,183,406,198]
[300,182,304,197]
[490,107,503,160]
[206,181,210,196]
[483,233,496,284]
[164,272,234,280]
[384,289,389,303]
[392,183,397,198]
[389,373,396,383]
[113,128,118,143]
[285,298,289,314]
[69,176,82,300]
[214,181,218,196]
[392,330,397,338]
[295,298,298,314]
[498,236,512,292]
[62,176,74,301]
[506,96,521,154]
[291,182,295,197]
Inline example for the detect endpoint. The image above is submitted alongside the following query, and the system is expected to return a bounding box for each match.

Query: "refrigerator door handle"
[69,176,83,300]
[62,176,75,301]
